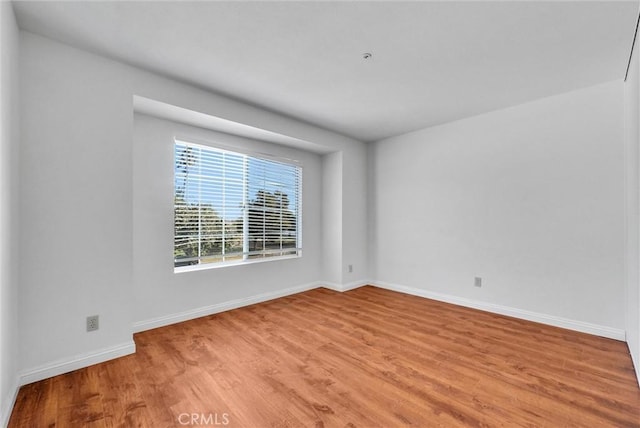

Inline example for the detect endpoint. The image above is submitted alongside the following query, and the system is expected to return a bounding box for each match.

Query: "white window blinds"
[174,140,302,268]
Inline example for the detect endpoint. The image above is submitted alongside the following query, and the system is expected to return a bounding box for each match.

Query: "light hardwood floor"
[8,286,640,427]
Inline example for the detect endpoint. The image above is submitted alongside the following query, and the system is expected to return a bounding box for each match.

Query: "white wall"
[322,151,343,285]
[341,142,369,286]
[624,31,640,382]
[132,114,322,327]
[371,81,626,334]
[18,31,369,380]
[19,32,135,374]
[0,2,21,425]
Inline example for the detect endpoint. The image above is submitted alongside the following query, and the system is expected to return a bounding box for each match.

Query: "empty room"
[2,0,640,426]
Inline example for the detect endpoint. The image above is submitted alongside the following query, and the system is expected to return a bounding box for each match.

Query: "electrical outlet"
[86,315,99,332]
[348,264,353,273]
[474,277,482,287]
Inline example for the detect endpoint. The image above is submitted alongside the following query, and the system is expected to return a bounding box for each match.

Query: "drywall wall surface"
[624,32,640,382]
[341,142,369,284]
[0,2,20,424]
[322,151,343,285]
[19,32,135,371]
[19,31,370,375]
[371,80,625,330]
[132,114,322,324]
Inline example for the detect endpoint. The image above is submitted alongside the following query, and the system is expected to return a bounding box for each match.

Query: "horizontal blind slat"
[174,140,301,267]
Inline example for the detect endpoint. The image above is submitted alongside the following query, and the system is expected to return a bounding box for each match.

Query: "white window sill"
[174,253,302,274]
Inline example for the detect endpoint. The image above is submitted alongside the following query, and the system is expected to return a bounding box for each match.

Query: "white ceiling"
[12,1,640,142]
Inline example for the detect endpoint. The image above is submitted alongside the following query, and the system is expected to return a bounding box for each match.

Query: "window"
[174,140,302,269]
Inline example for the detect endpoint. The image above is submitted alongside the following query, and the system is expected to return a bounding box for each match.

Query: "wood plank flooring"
[8,286,640,427]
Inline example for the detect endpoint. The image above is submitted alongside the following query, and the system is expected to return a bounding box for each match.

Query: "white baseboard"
[319,281,341,291]
[132,281,321,333]
[629,343,640,387]
[19,341,136,386]
[371,280,626,341]
[341,279,370,291]
[320,280,369,292]
[1,375,19,428]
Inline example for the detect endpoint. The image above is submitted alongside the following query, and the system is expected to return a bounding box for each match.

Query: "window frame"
[173,137,303,273]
